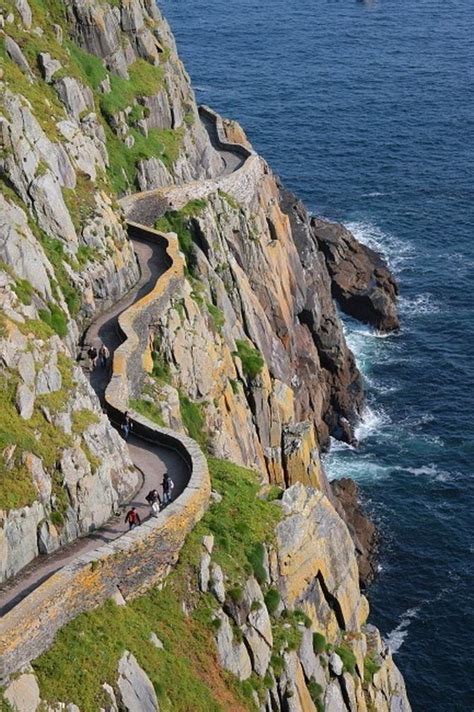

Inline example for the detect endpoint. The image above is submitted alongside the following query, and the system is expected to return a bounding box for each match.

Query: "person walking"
[87,345,98,370]
[146,488,161,517]
[162,472,174,506]
[121,411,132,441]
[99,343,110,368]
[124,507,141,530]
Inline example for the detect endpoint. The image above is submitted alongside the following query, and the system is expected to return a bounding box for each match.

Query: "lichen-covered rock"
[3,669,40,712]
[116,651,159,712]
[214,609,252,681]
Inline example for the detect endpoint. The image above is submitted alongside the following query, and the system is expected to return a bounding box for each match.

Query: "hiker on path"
[99,343,110,368]
[121,411,132,441]
[146,488,161,517]
[87,345,98,370]
[125,507,141,530]
[162,472,174,506]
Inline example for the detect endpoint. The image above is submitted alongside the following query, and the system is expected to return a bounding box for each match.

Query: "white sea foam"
[399,293,441,316]
[385,606,420,654]
[354,405,390,442]
[344,219,415,273]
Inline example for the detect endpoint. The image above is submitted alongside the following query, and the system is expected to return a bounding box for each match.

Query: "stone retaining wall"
[120,106,265,226]
[0,224,211,683]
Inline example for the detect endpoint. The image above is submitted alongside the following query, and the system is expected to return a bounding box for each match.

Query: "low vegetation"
[129,398,165,427]
[234,339,264,380]
[33,458,281,711]
[155,199,207,270]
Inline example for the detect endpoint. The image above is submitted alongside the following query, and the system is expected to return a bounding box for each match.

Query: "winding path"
[0,108,248,618]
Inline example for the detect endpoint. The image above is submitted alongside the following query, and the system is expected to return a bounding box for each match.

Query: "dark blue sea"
[162,1,474,708]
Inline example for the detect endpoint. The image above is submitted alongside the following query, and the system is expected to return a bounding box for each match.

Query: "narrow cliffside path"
[0,112,242,617]
[0,239,185,617]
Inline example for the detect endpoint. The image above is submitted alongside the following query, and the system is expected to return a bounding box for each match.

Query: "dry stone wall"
[0,225,210,684]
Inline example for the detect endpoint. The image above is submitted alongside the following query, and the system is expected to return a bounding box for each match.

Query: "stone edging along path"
[0,107,256,682]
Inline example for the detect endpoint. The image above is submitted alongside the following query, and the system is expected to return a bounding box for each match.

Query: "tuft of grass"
[100,60,164,119]
[246,542,267,585]
[335,643,357,675]
[264,588,281,616]
[364,653,381,684]
[36,232,80,316]
[206,302,225,334]
[312,632,327,655]
[179,392,207,449]
[307,680,324,712]
[234,340,264,380]
[130,398,165,428]
[67,42,107,90]
[71,410,100,435]
[12,277,34,305]
[154,200,206,269]
[38,304,68,338]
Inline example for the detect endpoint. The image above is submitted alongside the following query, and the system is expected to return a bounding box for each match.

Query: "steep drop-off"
[0,0,407,709]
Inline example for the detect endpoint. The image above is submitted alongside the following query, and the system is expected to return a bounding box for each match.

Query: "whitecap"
[354,405,391,442]
[399,293,441,316]
[343,219,415,273]
[384,606,420,654]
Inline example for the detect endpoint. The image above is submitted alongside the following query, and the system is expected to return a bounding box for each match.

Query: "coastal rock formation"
[312,217,399,332]
[0,0,408,708]
[331,477,378,587]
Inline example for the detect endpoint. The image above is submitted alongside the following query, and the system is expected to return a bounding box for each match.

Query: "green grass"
[179,392,207,449]
[100,60,164,120]
[218,190,240,211]
[0,367,74,511]
[38,304,68,337]
[246,541,267,584]
[105,125,183,194]
[363,653,381,684]
[154,200,207,269]
[207,302,225,334]
[67,42,107,91]
[33,456,281,711]
[234,340,264,380]
[263,588,280,615]
[307,680,324,712]
[312,632,327,655]
[71,410,100,435]
[335,643,357,675]
[129,398,165,428]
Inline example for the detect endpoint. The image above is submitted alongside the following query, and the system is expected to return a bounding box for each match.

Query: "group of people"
[124,472,175,529]
[87,342,110,371]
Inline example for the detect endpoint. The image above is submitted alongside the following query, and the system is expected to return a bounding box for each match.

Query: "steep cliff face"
[0,0,409,708]
[1,461,409,712]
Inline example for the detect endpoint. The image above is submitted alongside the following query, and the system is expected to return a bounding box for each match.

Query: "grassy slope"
[30,458,281,712]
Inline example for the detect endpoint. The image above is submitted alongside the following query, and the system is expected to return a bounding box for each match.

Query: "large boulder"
[116,651,159,712]
[312,217,399,332]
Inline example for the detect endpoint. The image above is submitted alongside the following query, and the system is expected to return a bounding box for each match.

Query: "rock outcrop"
[312,217,399,332]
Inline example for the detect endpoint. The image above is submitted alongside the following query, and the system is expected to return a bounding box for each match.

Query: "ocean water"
[162,1,474,709]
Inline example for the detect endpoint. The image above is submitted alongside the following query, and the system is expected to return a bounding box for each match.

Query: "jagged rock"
[202,533,214,554]
[214,609,252,681]
[298,628,327,688]
[199,550,211,592]
[15,0,32,27]
[324,680,346,712]
[26,453,52,503]
[36,359,62,394]
[312,217,399,332]
[4,670,40,712]
[28,172,77,244]
[282,421,323,490]
[276,483,361,633]
[15,383,35,420]
[38,52,62,83]
[209,562,225,604]
[332,478,377,587]
[329,652,343,677]
[149,632,164,649]
[110,588,126,606]
[280,651,317,712]
[116,651,159,712]
[102,682,119,712]
[136,157,171,191]
[4,37,34,80]
[54,77,94,120]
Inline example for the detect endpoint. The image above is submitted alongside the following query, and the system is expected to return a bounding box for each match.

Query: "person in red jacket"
[124,507,141,530]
